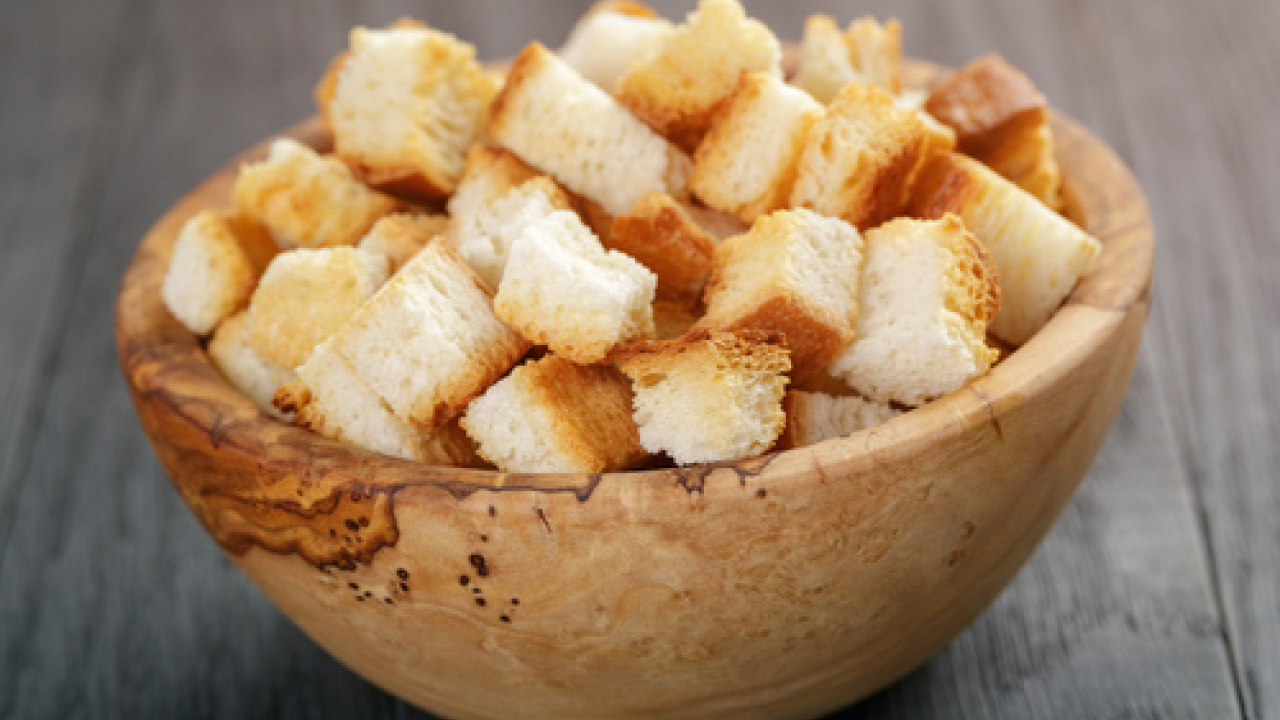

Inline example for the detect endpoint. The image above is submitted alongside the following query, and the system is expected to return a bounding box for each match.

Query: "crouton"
[615,330,790,465]
[486,42,691,216]
[247,247,389,370]
[908,152,1100,345]
[615,0,782,151]
[607,192,719,305]
[559,2,673,90]
[327,242,530,428]
[790,82,931,230]
[691,71,823,223]
[697,208,863,382]
[233,138,400,249]
[356,212,446,274]
[895,88,958,155]
[828,215,1001,405]
[461,355,649,472]
[924,55,1062,207]
[454,176,577,290]
[446,145,539,244]
[207,310,296,418]
[327,21,499,200]
[495,210,656,363]
[773,390,901,451]
[275,338,476,465]
[163,210,262,336]
[793,15,902,103]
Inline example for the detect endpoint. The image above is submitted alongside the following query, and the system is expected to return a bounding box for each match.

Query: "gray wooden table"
[1,1,1275,718]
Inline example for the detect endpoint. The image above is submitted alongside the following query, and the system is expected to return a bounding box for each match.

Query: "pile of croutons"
[162,0,1101,472]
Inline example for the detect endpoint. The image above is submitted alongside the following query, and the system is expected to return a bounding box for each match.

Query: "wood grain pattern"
[0,1,1270,719]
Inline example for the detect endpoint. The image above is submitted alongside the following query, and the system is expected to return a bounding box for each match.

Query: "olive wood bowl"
[116,60,1153,720]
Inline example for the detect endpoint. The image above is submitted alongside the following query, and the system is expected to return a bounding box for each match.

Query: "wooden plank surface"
[1094,3,1280,718]
[0,1,1270,718]
[0,0,141,559]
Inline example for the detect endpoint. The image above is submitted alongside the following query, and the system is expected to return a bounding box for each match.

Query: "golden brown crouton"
[607,192,719,305]
[789,82,931,230]
[924,55,1062,207]
[461,355,649,473]
[615,0,782,151]
[697,208,863,382]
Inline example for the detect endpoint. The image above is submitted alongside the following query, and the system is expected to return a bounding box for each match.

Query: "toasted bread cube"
[454,176,577,290]
[790,82,931,230]
[163,210,262,335]
[207,311,296,418]
[616,330,790,465]
[608,192,719,305]
[894,89,958,155]
[691,71,823,223]
[275,338,476,465]
[357,212,447,274]
[328,242,530,428]
[495,211,656,364]
[559,2,673,90]
[828,215,1001,405]
[793,15,902,103]
[615,0,781,150]
[924,55,1062,207]
[773,390,901,451]
[446,145,539,243]
[908,153,1100,345]
[697,208,863,382]
[233,138,400,249]
[487,42,691,216]
[461,355,649,472]
[247,247,389,370]
[327,21,499,200]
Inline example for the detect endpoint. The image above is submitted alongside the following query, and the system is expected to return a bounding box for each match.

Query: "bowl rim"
[115,61,1154,506]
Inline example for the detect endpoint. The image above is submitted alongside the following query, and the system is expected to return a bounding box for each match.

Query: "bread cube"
[615,0,781,151]
[559,2,673,90]
[924,55,1062,207]
[233,138,400,249]
[793,14,902,103]
[615,330,790,465]
[697,208,863,382]
[327,242,530,428]
[494,211,656,363]
[828,215,1001,406]
[773,390,901,451]
[446,145,539,244]
[691,71,823,223]
[607,192,719,305]
[207,310,296,418]
[454,176,577,290]
[790,82,931,230]
[908,152,1100,345]
[327,21,499,199]
[894,89,958,155]
[275,338,476,465]
[247,247,389,370]
[486,42,691,216]
[357,212,447,274]
[163,210,265,335]
[461,355,649,473]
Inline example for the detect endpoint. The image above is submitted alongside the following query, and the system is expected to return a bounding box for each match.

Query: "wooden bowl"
[115,62,1153,720]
